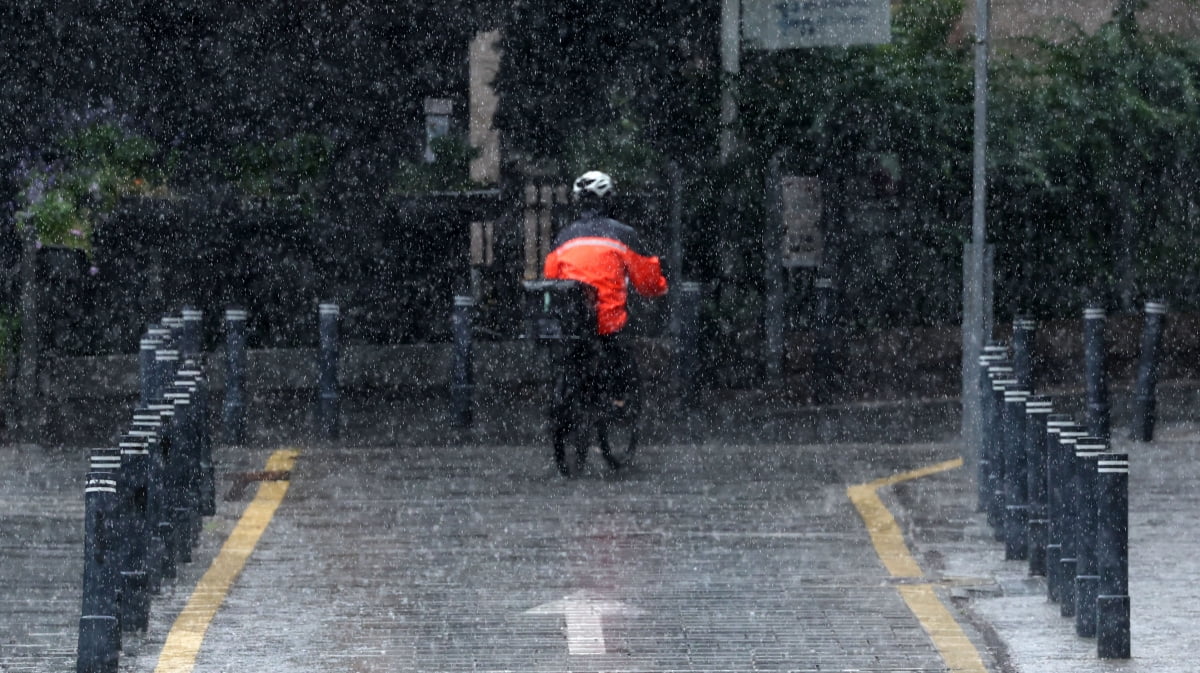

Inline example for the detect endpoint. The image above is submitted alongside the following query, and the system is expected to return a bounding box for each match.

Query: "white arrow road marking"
[525,590,644,655]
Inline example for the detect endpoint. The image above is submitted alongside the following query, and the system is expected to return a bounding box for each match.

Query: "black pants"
[551,334,639,421]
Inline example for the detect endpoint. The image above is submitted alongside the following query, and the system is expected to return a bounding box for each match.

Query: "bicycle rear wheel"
[596,374,640,471]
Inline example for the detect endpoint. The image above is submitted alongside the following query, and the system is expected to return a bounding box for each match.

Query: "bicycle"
[522,280,641,477]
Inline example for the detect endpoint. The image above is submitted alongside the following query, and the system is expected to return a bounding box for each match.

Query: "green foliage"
[0,311,17,375]
[392,136,482,194]
[562,102,664,188]
[495,0,720,165]
[228,133,333,203]
[989,22,1200,313]
[16,122,167,254]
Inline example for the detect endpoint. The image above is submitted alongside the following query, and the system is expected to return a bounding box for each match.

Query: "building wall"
[961,0,1200,40]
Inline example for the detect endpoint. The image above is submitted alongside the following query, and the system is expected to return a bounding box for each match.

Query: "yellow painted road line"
[847,456,989,673]
[154,449,299,673]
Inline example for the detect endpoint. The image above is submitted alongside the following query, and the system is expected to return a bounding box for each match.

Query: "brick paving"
[125,439,968,672]
[895,423,1200,673]
[6,396,1198,672]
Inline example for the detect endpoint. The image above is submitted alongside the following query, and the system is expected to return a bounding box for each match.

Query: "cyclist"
[542,170,668,470]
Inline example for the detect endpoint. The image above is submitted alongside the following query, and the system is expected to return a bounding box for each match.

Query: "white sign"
[525,591,643,655]
[742,0,891,49]
[780,176,823,269]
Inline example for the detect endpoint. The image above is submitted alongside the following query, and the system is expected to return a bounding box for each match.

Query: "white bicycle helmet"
[572,171,615,199]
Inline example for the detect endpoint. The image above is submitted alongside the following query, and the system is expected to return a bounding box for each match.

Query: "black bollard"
[1003,386,1031,560]
[673,281,703,410]
[222,308,248,445]
[812,276,836,404]
[1130,300,1168,441]
[86,448,126,642]
[1074,436,1107,638]
[450,296,474,428]
[154,346,180,401]
[317,302,340,439]
[1083,307,1110,439]
[1012,316,1037,391]
[1096,452,1131,659]
[1043,416,1078,603]
[986,364,1016,535]
[1056,425,1090,617]
[1023,395,1054,576]
[179,362,215,516]
[76,473,120,673]
[181,307,202,358]
[125,422,164,594]
[163,388,197,564]
[977,343,1009,512]
[138,335,160,407]
[116,436,152,632]
[146,402,179,581]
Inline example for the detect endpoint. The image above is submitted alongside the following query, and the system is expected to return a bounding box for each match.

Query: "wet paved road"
[121,439,974,672]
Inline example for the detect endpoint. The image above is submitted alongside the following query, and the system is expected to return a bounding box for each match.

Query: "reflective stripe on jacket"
[543,213,668,335]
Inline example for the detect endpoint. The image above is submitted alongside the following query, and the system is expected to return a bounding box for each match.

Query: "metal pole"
[963,0,992,490]
[1084,306,1110,439]
[719,0,740,162]
[451,296,475,428]
[1130,300,1168,441]
[317,303,341,439]
[1096,452,1131,659]
[674,282,703,409]
[764,152,785,383]
[668,161,683,340]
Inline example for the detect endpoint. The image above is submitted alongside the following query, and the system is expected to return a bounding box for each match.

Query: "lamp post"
[963,0,993,484]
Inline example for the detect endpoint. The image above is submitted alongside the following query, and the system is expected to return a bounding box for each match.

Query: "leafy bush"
[392,135,481,194]
[15,121,167,255]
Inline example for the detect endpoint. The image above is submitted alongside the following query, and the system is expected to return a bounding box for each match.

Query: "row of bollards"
[976,300,1167,660]
[77,310,214,673]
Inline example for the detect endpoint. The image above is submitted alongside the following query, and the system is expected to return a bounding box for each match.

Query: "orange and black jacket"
[543,211,669,335]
